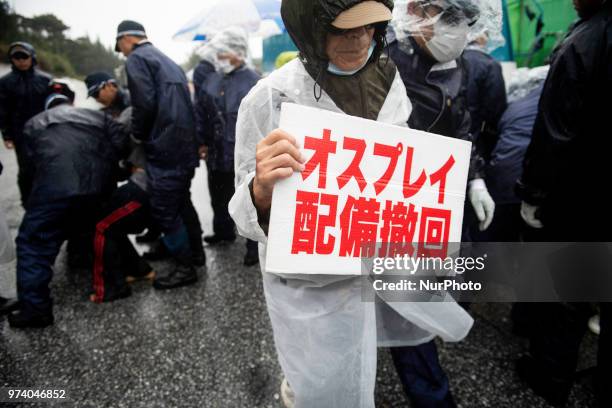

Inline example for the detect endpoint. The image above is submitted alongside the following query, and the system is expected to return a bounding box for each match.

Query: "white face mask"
[425,20,470,63]
[216,58,236,75]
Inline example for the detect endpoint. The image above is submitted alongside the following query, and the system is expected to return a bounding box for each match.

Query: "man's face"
[117,36,135,57]
[11,52,33,71]
[572,0,604,18]
[325,25,376,71]
[95,83,118,107]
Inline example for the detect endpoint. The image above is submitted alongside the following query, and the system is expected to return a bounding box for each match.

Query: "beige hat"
[332,1,393,29]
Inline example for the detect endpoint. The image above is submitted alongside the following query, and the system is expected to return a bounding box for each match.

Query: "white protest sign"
[265,103,471,275]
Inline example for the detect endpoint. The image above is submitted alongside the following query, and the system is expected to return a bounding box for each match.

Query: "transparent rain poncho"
[392,0,504,58]
[0,208,16,299]
[228,58,473,408]
[207,26,250,60]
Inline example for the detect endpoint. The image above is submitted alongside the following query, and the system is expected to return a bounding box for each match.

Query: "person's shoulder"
[34,68,52,80]
[0,69,17,84]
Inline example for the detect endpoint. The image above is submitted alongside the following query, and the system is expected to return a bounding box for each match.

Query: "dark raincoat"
[516,1,612,237]
[125,41,199,231]
[21,104,127,207]
[195,66,260,172]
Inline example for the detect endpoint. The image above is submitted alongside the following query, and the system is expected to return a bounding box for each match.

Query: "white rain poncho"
[204,26,253,73]
[207,26,249,60]
[0,208,16,299]
[392,0,504,59]
[228,57,473,407]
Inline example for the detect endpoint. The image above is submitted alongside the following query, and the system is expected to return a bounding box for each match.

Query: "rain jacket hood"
[281,0,393,73]
[281,0,396,118]
[8,42,38,70]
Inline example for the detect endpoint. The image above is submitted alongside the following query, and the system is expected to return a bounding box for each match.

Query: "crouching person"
[8,82,128,328]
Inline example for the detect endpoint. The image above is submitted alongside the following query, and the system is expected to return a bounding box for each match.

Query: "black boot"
[189,234,206,267]
[153,261,198,290]
[203,234,236,246]
[144,240,205,267]
[8,309,54,329]
[516,355,572,407]
[192,248,206,267]
[243,240,259,266]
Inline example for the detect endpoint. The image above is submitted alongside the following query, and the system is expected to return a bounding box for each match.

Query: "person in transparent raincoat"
[229,1,474,407]
[0,163,17,313]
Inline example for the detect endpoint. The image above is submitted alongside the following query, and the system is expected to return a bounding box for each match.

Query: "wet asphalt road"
[0,133,600,407]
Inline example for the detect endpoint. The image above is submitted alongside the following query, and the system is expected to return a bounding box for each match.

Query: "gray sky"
[11,0,218,64]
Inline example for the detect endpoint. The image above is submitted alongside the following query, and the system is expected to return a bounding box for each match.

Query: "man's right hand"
[253,129,305,213]
[3,140,14,150]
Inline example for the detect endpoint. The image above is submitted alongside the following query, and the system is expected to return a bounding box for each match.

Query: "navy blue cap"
[115,20,147,52]
[85,72,116,97]
[8,42,37,66]
[45,81,75,110]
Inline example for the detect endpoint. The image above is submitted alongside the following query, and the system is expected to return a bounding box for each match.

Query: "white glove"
[520,201,543,229]
[468,178,495,231]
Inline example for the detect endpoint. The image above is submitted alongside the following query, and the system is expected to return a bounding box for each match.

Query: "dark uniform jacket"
[462,47,507,162]
[125,41,199,172]
[21,104,127,207]
[0,64,51,146]
[196,66,260,172]
[516,1,612,236]
[387,35,483,179]
[125,41,199,229]
[487,86,542,205]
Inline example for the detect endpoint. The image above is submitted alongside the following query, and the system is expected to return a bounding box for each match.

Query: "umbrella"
[173,0,284,41]
[253,0,284,32]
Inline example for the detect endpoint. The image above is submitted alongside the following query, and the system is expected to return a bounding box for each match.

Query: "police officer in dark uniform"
[195,27,261,266]
[114,20,201,289]
[386,1,494,405]
[7,83,129,328]
[85,71,206,267]
[516,0,612,405]
[85,71,131,118]
[0,42,51,206]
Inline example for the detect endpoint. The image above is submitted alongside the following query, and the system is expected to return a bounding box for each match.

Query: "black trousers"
[17,196,101,315]
[208,170,237,239]
[208,169,257,253]
[136,197,204,257]
[92,181,151,302]
[520,222,611,406]
[391,341,456,408]
[527,302,610,406]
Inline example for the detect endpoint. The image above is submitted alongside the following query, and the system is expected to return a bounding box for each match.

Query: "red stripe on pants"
[92,201,142,303]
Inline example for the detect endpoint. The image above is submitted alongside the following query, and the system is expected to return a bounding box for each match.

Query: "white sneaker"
[281,378,295,408]
[589,315,600,336]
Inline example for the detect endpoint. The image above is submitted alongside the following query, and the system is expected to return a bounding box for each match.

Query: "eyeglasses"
[11,52,31,60]
[326,22,387,36]
[91,83,108,99]
[415,2,479,27]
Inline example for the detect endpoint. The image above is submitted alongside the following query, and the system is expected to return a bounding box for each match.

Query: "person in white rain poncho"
[229,1,473,407]
[0,175,17,313]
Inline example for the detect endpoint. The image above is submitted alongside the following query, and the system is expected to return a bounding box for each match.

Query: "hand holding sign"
[265,103,472,275]
[254,129,306,213]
